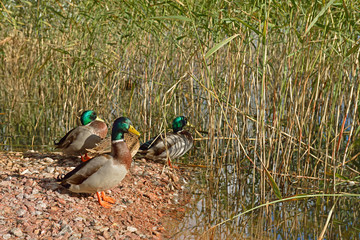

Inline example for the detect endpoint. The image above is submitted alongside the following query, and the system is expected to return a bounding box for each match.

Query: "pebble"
[25,179,34,186]
[58,224,72,236]
[74,217,84,222]
[16,209,27,216]
[32,188,39,195]
[44,157,54,163]
[93,225,103,230]
[21,169,32,175]
[103,230,111,239]
[46,167,55,173]
[16,193,24,200]
[24,193,34,200]
[69,233,81,240]
[34,211,43,216]
[99,227,109,232]
[36,201,47,210]
[10,228,23,237]
[127,226,137,233]
[0,181,11,187]
[2,234,11,239]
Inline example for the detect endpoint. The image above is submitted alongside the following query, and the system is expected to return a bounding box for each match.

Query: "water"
[166,166,360,239]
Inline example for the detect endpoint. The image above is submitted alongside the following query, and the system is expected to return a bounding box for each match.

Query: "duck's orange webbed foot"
[167,158,179,169]
[96,192,113,208]
[81,153,91,162]
[101,191,115,203]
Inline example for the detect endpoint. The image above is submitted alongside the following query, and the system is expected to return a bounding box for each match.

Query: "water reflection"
[167,167,360,239]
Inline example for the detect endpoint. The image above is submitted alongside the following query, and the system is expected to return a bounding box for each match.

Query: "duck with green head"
[54,110,108,162]
[58,117,140,208]
[87,132,140,159]
[135,116,193,167]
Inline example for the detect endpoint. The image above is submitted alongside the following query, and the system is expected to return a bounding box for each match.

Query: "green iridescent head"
[172,116,188,133]
[80,110,97,125]
[111,117,140,141]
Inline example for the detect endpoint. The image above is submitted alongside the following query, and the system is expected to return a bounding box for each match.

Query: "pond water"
[166,166,360,239]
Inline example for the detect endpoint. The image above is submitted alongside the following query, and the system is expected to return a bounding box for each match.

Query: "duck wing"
[59,155,112,185]
[54,127,77,148]
[137,131,193,160]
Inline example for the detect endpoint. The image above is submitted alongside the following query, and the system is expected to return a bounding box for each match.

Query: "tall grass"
[1,0,360,238]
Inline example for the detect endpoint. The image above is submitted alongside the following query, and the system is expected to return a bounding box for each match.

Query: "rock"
[10,228,23,237]
[16,193,24,200]
[16,209,27,216]
[93,225,103,230]
[127,226,137,233]
[21,169,32,175]
[25,179,34,187]
[44,157,54,163]
[69,233,81,240]
[24,193,35,200]
[35,211,43,216]
[2,234,11,239]
[58,224,72,236]
[74,217,84,222]
[113,205,127,212]
[102,230,111,239]
[35,201,47,210]
[99,227,109,232]
[32,188,39,195]
[0,181,11,187]
[46,167,55,173]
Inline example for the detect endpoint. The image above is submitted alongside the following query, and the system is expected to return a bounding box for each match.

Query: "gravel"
[0,151,191,239]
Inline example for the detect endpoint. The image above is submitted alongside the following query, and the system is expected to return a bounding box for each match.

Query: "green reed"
[1,0,360,238]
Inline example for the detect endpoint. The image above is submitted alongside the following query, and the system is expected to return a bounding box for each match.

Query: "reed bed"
[1,0,360,238]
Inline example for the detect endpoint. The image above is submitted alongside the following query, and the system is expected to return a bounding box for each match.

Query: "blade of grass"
[303,0,336,36]
[205,34,239,59]
[150,15,192,22]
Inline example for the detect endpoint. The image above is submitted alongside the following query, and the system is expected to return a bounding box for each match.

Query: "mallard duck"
[58,117,140,208]
[54,110,108,162]
[135,116,193,167]
[87,132,140,158]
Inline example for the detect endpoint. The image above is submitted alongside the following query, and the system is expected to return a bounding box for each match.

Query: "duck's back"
[62,125,102,156]
[137,130,193,160]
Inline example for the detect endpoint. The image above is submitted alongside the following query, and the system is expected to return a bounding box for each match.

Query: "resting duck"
[54,110,108,162]
[58,117,140,208]
[87,132,140,158]
[135,116,193,167]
